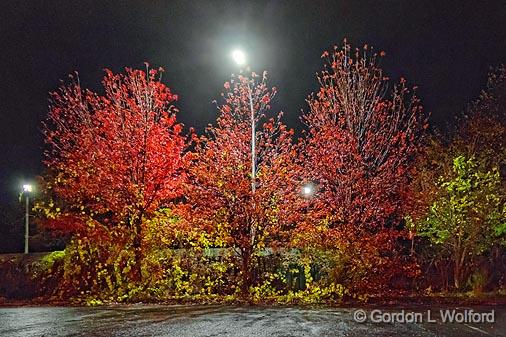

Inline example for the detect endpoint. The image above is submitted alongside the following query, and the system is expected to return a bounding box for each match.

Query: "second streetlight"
[22,183,33,254]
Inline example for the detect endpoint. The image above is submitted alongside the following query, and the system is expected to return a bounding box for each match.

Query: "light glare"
[232,49,246,65]
[302,184,313,196]
[23,184,33,193]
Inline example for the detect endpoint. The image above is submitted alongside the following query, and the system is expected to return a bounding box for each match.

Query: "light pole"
[232,49,255,194]
[248,79,255,196]
[232,49,256,246]
[22,184,33,254]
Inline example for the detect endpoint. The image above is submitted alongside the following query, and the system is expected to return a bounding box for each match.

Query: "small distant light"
[232,49,246,65]
[23,184,33,193]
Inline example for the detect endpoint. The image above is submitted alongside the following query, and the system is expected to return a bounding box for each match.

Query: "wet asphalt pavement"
[0,305,505,337]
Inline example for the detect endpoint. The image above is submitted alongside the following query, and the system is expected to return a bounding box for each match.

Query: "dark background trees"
[411,66,506,292]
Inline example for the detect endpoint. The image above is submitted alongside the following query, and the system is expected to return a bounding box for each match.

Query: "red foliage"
[184,72,295,293]
[43,67,189,249]
[293,41,426,291]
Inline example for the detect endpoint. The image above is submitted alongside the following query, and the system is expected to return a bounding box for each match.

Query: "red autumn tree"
[295,41,426,291]
[42,66,189,276]
[186,72,295,295]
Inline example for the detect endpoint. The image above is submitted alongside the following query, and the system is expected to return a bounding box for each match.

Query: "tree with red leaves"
[186,72,295,295]
[42,66,189,279]
[295,41,426,291]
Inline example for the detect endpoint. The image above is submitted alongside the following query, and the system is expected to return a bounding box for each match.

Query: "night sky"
[1,0,506,206]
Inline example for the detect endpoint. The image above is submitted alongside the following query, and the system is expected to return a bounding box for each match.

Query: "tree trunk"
[241,247,252,298]
[132,215,144,282]
[453,260,461,290]
[453,248,465,290]
[453,243,468,290]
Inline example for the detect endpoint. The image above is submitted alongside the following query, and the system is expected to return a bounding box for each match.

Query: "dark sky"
[1,0,506,204]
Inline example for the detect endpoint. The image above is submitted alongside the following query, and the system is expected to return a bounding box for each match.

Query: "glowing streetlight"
[302,185,312,196]
[21,183,33,254]
[302,183,315,197]
[232,49,246,65]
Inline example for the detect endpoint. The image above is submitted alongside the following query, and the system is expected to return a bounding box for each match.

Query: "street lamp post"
[22,184,33,254]
[247,80,255,195]
[232,50,254,190]
[232,49,256,244]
